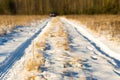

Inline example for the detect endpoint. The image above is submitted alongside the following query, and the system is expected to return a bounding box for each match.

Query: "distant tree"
[0,0,120,15]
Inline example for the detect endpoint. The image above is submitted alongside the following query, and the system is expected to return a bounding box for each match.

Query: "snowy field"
[0,17,120,80]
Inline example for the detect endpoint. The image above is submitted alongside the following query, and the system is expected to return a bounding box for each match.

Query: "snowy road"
[0,17,120,80]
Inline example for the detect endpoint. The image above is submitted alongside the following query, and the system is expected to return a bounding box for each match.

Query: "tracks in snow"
[1,17,120,80]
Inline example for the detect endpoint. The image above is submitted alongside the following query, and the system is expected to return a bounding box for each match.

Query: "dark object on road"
[50,12,57,17]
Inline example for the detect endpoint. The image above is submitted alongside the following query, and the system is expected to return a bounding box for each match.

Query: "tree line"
[0,0,120,15]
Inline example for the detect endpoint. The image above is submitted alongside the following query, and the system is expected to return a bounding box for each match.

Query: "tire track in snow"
[0,18,51,79]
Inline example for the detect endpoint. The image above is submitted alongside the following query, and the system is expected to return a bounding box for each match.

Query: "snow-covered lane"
[1,17,120,80]
[0,18,51,79]
[61,18,120,80]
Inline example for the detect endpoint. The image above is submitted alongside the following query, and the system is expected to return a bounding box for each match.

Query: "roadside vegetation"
[66,15,120,43]
[0,15,47,35]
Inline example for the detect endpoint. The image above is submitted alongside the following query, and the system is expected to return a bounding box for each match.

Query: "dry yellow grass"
[49,17,69,50]
[35,40,46,50]
[25,75,43,80]
[0,15,48,35]
[23,47,45,80]
[25,76,36,80]
[50,26,68,38]
[65,15,120,43]
[25,52,44,71]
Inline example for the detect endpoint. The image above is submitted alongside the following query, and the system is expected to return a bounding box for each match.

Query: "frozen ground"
[0,17,120,80]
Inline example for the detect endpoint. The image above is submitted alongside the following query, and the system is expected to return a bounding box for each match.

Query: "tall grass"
[66,15,120,43]
[0,15,48,35]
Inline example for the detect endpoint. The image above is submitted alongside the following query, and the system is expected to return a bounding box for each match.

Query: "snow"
[99,35,120,54]
[0,17,120,80]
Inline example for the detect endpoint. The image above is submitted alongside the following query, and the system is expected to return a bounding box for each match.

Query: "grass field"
[66,15,120,43]
[0,15,48,35]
